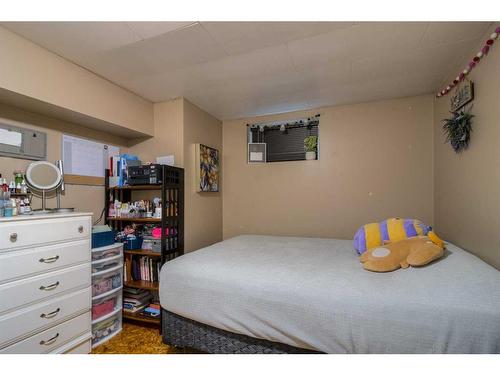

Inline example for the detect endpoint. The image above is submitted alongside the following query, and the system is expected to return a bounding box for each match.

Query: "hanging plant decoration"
[442,106,474,153]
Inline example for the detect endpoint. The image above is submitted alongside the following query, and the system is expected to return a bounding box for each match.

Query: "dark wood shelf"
[107,185,162,191]
[107,217,161,223]
[123,310,160,324]
[124,280,159,291]
[10,193,30,197]
[124,249,161,257]
[105,166,184,334]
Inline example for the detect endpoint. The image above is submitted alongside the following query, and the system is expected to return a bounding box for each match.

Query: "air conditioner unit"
[248,143,266,163]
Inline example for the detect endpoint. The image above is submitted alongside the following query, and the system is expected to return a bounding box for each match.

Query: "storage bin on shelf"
[141,235,161,253]
[91,309,122,348]
[92,287,122,321]
[91,227,115,249]
[92,264,123,298]
[123,236,143,250]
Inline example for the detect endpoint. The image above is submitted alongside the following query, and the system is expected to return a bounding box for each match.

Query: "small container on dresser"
[0,212,93,354]
[90,242,123,348]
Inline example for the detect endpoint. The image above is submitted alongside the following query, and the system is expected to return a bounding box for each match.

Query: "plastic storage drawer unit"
[91,310,122,348]
[91,243,123,262]
[92,288,122,321]
[92,265,123,298]
[91,253,123,274]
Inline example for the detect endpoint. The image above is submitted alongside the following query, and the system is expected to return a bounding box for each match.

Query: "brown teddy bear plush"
[359,232,445,272]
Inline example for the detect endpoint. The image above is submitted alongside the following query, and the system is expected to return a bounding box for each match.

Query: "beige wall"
[223,95,434,240]
[433,25,500,269]
[0,26,154,137]
[129,99,184,167]
[0,103,128,222]
[183,99,223,252]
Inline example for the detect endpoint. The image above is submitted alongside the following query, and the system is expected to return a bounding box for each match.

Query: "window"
[247,116,320,163]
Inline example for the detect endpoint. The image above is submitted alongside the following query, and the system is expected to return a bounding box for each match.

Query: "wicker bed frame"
[162,309,321,354]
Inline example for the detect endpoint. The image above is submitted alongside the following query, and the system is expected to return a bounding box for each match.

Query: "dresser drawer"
[61,337,91,354]
[0,263,91,315]
[0,312,91,354]
[0,216,91,250]
[0,239,90,284]
[0,287,91,348]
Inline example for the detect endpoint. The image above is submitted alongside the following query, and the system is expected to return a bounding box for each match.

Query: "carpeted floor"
[91,322,195,354]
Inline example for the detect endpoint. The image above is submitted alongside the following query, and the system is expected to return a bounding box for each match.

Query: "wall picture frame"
[195,143,220,192]
[450,80,474,113]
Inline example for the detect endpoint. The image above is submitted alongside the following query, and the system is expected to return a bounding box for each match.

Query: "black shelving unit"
[104,165,184,326]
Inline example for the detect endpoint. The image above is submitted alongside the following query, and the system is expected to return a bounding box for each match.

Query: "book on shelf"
[125,255,161,283]
[123,304,147,314]
[123,287,153,314]
[140,301,161,317]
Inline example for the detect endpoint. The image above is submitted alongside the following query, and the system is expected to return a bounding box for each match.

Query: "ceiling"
[1,22,493,120]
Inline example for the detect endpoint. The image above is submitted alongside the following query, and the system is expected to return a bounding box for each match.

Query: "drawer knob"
[39,255,60,264]
[9,233,17,243]
[39,281,60,291]
[39,333,59,346]
[78,225,84,233]
[40,308,61,319]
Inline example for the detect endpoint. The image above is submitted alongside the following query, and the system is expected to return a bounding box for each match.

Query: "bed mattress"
[159,235,500,353]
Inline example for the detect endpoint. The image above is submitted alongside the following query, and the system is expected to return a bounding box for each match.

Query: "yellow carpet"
[92,322,193,354]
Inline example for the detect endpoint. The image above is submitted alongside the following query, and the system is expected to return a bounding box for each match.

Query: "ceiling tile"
[125,21,196,40]
[295,59,352,89]
[131,23,227,72]
[79,46,164,83]
[286,27,349,69]
[121,70,196,102]
[287,22,428,69]
[184,44,296,85]
[420,22,491,47]
[2,22,141,61]
[201,22,284,55]
[274,22,356,43]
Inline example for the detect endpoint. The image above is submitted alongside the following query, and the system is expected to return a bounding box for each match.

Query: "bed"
[159,235,500,354]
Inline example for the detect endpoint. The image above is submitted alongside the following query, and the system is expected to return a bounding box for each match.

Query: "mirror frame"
[25,161,62,191]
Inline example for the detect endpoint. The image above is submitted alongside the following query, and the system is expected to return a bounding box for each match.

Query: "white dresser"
[0,212,92,354]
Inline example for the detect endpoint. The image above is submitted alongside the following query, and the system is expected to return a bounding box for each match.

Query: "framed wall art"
[450,80,474,112]
[195,143,219,192]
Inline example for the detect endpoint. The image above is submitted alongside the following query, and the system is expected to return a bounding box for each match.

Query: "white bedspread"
[159,235,500,353]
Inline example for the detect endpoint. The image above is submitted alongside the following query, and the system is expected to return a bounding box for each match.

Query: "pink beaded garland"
[436,25,499,97]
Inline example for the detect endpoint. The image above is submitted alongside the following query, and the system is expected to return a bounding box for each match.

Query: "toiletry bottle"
[11,199,17,216]
[20,180,27,194]
[0,190,4,217]
[14,172,22,187]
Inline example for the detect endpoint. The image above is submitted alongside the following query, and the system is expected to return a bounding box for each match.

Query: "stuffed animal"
[354,217,432,255]
[359,232,445,272]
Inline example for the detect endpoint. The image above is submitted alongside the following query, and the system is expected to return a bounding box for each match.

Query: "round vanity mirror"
[25,161,62,191]
[25,161,63,213]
